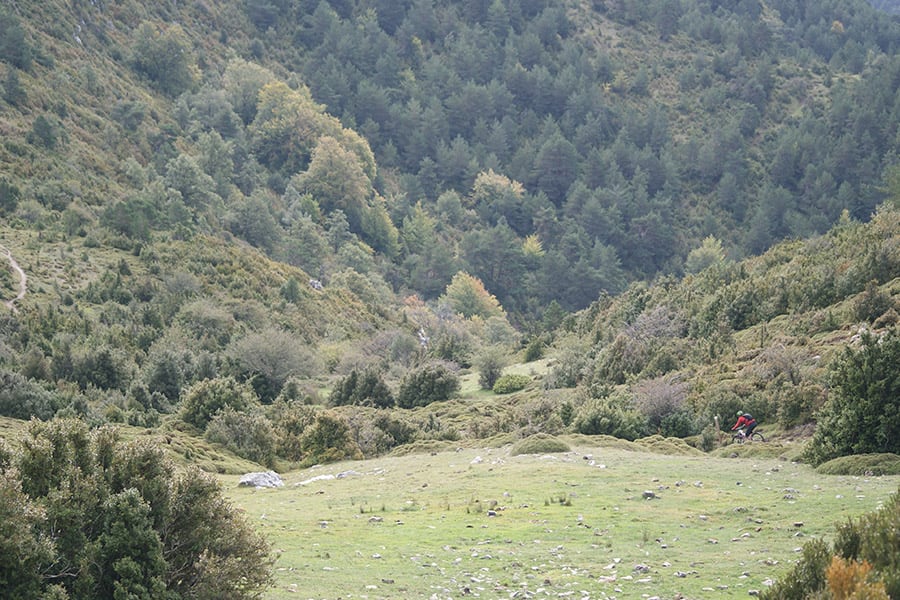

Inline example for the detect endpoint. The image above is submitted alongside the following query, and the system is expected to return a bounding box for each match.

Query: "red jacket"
[732,414,756,430]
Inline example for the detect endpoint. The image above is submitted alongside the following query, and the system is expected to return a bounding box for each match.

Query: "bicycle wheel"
[749,431,766,442]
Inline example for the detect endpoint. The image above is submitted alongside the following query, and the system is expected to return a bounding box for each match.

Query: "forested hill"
[1,0,900,326]
[869,0,900,14]
[0,0,899,468]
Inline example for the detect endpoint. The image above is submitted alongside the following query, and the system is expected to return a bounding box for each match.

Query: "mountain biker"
[731,411,758,438]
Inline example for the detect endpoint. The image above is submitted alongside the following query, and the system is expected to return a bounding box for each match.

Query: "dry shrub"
[826,557,888,600]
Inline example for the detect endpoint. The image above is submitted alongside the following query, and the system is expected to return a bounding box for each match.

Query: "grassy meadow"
[224,438,899,599]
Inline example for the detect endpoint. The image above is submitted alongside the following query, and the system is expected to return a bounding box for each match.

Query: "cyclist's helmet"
[736,410,744,417]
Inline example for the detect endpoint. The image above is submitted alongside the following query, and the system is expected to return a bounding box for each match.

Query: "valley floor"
[225,440,899,599]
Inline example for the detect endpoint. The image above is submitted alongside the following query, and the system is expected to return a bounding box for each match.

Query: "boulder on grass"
[239,471,284,488]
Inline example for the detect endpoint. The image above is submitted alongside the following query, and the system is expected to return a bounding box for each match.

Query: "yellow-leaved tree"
[440,271,505,320]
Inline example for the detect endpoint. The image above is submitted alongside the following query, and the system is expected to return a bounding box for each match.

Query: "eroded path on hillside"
[1,243,27,313]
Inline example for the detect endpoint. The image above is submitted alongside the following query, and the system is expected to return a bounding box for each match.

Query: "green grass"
[224,438,900,599]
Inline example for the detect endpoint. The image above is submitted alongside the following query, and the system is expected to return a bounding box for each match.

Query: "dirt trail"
[1,243,26,313]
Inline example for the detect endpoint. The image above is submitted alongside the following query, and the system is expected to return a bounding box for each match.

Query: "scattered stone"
[296,474,335,486]
[642,490,657,500]
[471,456,483,464]
[693,481,703,487]
[749,590,760,596]
[336,470,361,478]
[793,522,804,528]
[369,516,384,523]
[239,471,284,488]
[634,564,650,573]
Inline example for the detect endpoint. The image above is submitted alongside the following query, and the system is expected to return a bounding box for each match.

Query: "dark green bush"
[574,396,648,441]
[492,373,531,394]
[0,177,20,215]
[475,347,507,391]
[804,329,900,466]
[0,370,60,420]
[396,362,460,408]
[205,407,277,467]
[180,377,258,430]
[853,280,895,323]
[0,9,32,70]
[3,418,273,599]
[523,336,546,362]
[330,369,394,408]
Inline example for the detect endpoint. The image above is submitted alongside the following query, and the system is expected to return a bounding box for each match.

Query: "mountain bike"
[731,428,765,444]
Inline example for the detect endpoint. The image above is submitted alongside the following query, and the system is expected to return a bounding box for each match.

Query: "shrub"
[0,178,20,215]
[475,346,507,391]
[299,412,363,465]
[853,280,895,323]
[396,362,460,408]
[492,374,531,394]
[3,418,273,599]
[130,23,195,96]
[180,377,258,430]
[205,407,277,467]
[345,411,416,457]
[804,329,900,466]
[523,336,546,362]
[511,433,570,455]
[573,394,648,441]
[228,327,321,403]
[0,370,59,420]
[0,9,32,70]
[329,369,394,408]
[826,557,888,600]
[268,400,319,461]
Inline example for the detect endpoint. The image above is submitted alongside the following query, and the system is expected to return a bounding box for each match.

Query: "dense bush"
[492,373,531,394]
[267,400,319,462]
[804,329,900,466]
[299,411,363,465]
[205,407,277,467]
[475,346,507,391]
[0,418,273,599]
[180,376,258,430]
[0,370,59,420]
[345,411,417,456]
[329,369,394,408]
[573,393,648,441]
[396,362,460,408]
